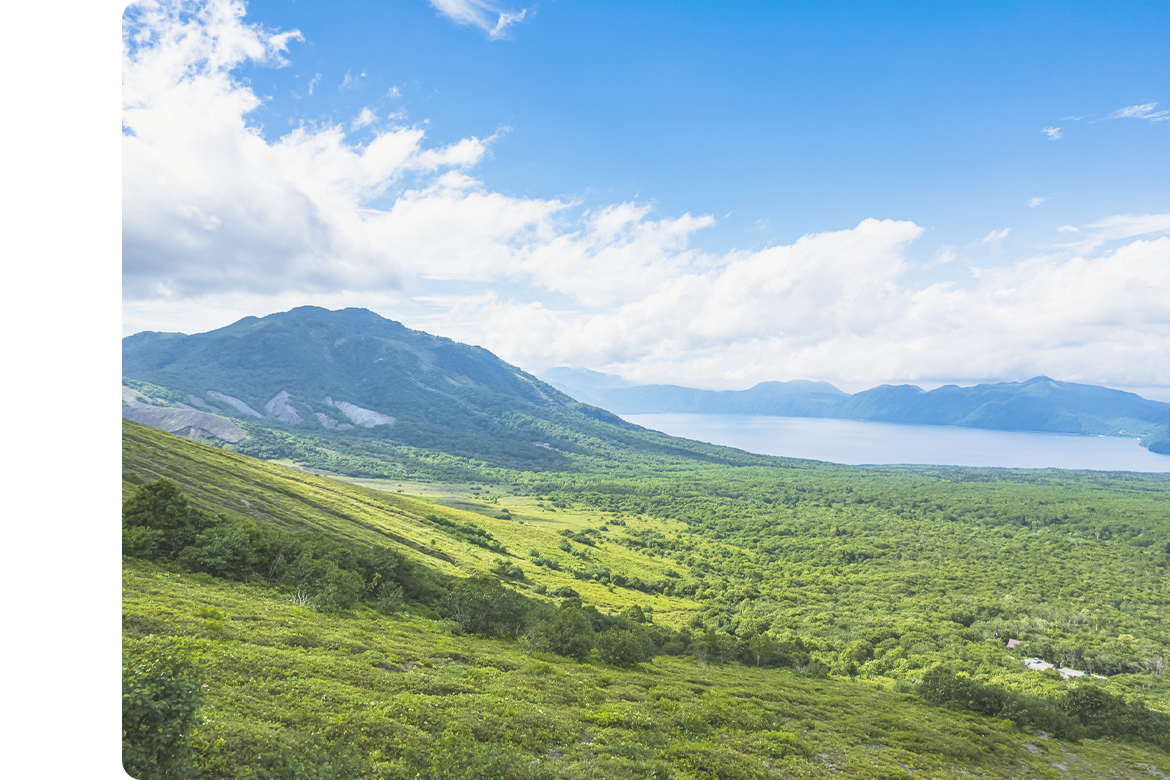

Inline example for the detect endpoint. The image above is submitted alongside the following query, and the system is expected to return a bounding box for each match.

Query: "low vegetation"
[122,420,1170,778]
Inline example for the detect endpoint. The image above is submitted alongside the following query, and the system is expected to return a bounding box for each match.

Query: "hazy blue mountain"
[839,377,1170,436]
[543,370,1170,452]
[542,367,638,407]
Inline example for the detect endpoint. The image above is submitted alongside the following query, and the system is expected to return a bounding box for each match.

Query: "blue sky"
[121,0,1170,395]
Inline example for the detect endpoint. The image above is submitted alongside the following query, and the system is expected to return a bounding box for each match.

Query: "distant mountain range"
[541,368,1170,455]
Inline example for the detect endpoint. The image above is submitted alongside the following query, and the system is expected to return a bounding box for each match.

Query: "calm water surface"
[621,413,1170,472]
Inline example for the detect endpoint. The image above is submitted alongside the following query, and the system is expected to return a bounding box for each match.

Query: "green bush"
[123,478,217,559]
[596,628,651,668]
[123,637,205,780]
[526,606,595,662]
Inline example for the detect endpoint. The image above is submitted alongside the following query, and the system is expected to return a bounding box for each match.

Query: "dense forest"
[122,420,1169,778]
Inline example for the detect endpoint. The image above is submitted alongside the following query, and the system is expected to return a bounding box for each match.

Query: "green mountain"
[122,306,723,472]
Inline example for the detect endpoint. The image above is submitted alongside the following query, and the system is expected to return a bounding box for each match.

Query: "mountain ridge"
[121,307,790,474]
[542,368,1170,450]
[122,307,1170,462]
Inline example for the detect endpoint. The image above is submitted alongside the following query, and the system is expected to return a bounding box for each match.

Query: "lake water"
[621,413,1170,472]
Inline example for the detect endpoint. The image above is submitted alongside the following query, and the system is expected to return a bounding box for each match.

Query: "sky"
[121,0,1170,396]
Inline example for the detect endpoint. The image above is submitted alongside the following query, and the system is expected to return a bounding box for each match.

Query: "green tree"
[527,605,596,662]
[597,628,650,668]
[123,478,216,559]
[748,633,775,667]
[178,522,258,580]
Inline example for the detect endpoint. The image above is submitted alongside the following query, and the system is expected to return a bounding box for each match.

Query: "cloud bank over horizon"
[122,0,1170,393]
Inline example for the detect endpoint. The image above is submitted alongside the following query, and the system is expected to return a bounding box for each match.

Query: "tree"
[123,478,216,559]
[597,628,651,668]
[527,606,596,662]
[621,604,647,624]
[178,522,258,580]
[698,628,732,669]
[748,633,775,667]
[443,577,528,636]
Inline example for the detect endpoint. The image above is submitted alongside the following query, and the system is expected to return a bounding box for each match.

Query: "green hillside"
[122,420,1170,778]
[122,306,670,469]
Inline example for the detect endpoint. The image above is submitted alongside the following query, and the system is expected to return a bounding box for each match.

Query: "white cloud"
[339,70,360,90]
[123,0,506,300]
[1028,197,1045,208]
[980,227,1010,251]
[123,0,1170,392]
[351,108,376,130]
[308,73,321,96]
[427,231,1170,390]
[426,0,529,40]
[1054,213,1170,253]
[923,245,958,269]
[1106,102,1170,122]
[1042,126,1062,140]
[123,0,716,308]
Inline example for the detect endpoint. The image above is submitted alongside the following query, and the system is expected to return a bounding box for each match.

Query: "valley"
[121,308,1170,779]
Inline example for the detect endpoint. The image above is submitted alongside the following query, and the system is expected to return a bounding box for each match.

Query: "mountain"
[838,377,1170,435]
[544,370,1170,449]
[544,371,849,417]
[121,307,787,473]
[123,306,632,466]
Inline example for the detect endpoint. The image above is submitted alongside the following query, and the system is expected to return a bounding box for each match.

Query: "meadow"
[121,419,1170,778]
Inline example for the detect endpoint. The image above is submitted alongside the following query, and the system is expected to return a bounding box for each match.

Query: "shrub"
[597,628,651,668]
[527,606,595,662]
[123,478,217,559]
[123,637,205,780]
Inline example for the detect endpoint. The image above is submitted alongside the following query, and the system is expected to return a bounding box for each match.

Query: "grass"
[124,556,1170,779]
[122,420,1170,777]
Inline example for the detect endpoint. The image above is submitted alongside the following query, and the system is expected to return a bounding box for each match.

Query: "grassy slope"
[123,420,697,623]
[122,420,1170,777]
[124,558,1170,780]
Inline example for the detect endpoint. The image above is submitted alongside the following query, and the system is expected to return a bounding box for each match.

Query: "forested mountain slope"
[123,307,822,473]
[123,306,645,468]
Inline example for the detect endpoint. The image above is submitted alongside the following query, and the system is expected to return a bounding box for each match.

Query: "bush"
[123,637,205,780]
[123,478,217,559]
[597,628,651,668]
[178,522,258,580]
[527,606,595,662]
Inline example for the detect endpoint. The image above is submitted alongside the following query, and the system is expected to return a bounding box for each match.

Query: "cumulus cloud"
[1106,102,1169,122]
[123,0,538,301]
[426,0,528,40]
[1028,197,1045,208]
[1042,126,1062,140]
[123,0,1170,392]
[351,108,376,130]
[427,230,1170,389]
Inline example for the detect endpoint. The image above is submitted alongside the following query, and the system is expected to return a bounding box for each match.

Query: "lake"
[620,413,1170,472]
